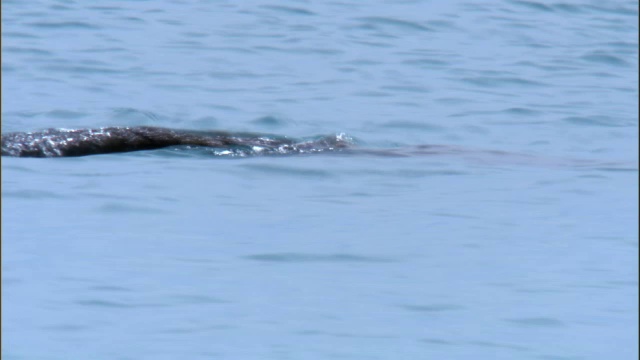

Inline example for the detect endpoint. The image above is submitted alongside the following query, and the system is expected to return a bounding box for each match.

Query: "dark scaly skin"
[1,126,349,158]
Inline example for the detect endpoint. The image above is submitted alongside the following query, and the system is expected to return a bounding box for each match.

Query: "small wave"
[506,317,566,327]
[243,253,395,263]
[563,115,633,127]
[260,5,315,16]
[356,16,432,33]
[461,76,545,88]
[28,21,100,30]
[581,53,629,67]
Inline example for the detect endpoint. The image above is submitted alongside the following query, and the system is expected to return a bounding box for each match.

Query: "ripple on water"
[75,299,136,309]
[378,121,445,132]
[401,304,465,312]
[581,52,630,67]
[260,5,316,16]
[355,16,432,33]
[562,115,634,128]
[27,21,100,30]
[250,115,290,129]
[243,253,395,264]
[506,317,566,328]
[167,295,227,305]
[460,76,546,88]
[42,64,125,75]
[2,190,66,199]
[45,110,89,120]
[110,108,166,123]
[2,46,52,55]
[240,164,335,178]
[97,202,169,214]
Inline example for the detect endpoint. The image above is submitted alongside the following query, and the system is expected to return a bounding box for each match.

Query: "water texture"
[2,1,638,359]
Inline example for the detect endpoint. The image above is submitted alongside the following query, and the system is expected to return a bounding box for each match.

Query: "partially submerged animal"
[2,126,633,171]
[1,126,352,158]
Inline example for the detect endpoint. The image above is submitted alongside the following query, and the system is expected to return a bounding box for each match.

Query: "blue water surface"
[2,1,638,359]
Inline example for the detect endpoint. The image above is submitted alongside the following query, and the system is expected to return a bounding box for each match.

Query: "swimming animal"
[1,126,353,158]
[2,126,632,171]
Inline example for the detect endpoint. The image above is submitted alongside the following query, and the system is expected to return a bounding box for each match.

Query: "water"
[2,1,638,359]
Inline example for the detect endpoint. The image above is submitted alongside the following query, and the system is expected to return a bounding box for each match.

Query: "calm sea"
[2,1,638,359]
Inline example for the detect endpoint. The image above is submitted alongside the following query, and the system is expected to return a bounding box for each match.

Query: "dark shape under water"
[0,126,353,158]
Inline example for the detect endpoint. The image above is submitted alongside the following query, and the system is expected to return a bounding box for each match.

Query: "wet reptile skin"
[1,126,352,158]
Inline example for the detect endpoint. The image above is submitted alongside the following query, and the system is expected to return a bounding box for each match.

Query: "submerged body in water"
[1,126,494,160]
[1,126,353,158]
[1,126,633,170]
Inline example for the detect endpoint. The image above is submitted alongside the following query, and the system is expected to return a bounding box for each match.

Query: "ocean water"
[2,1,638,359]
